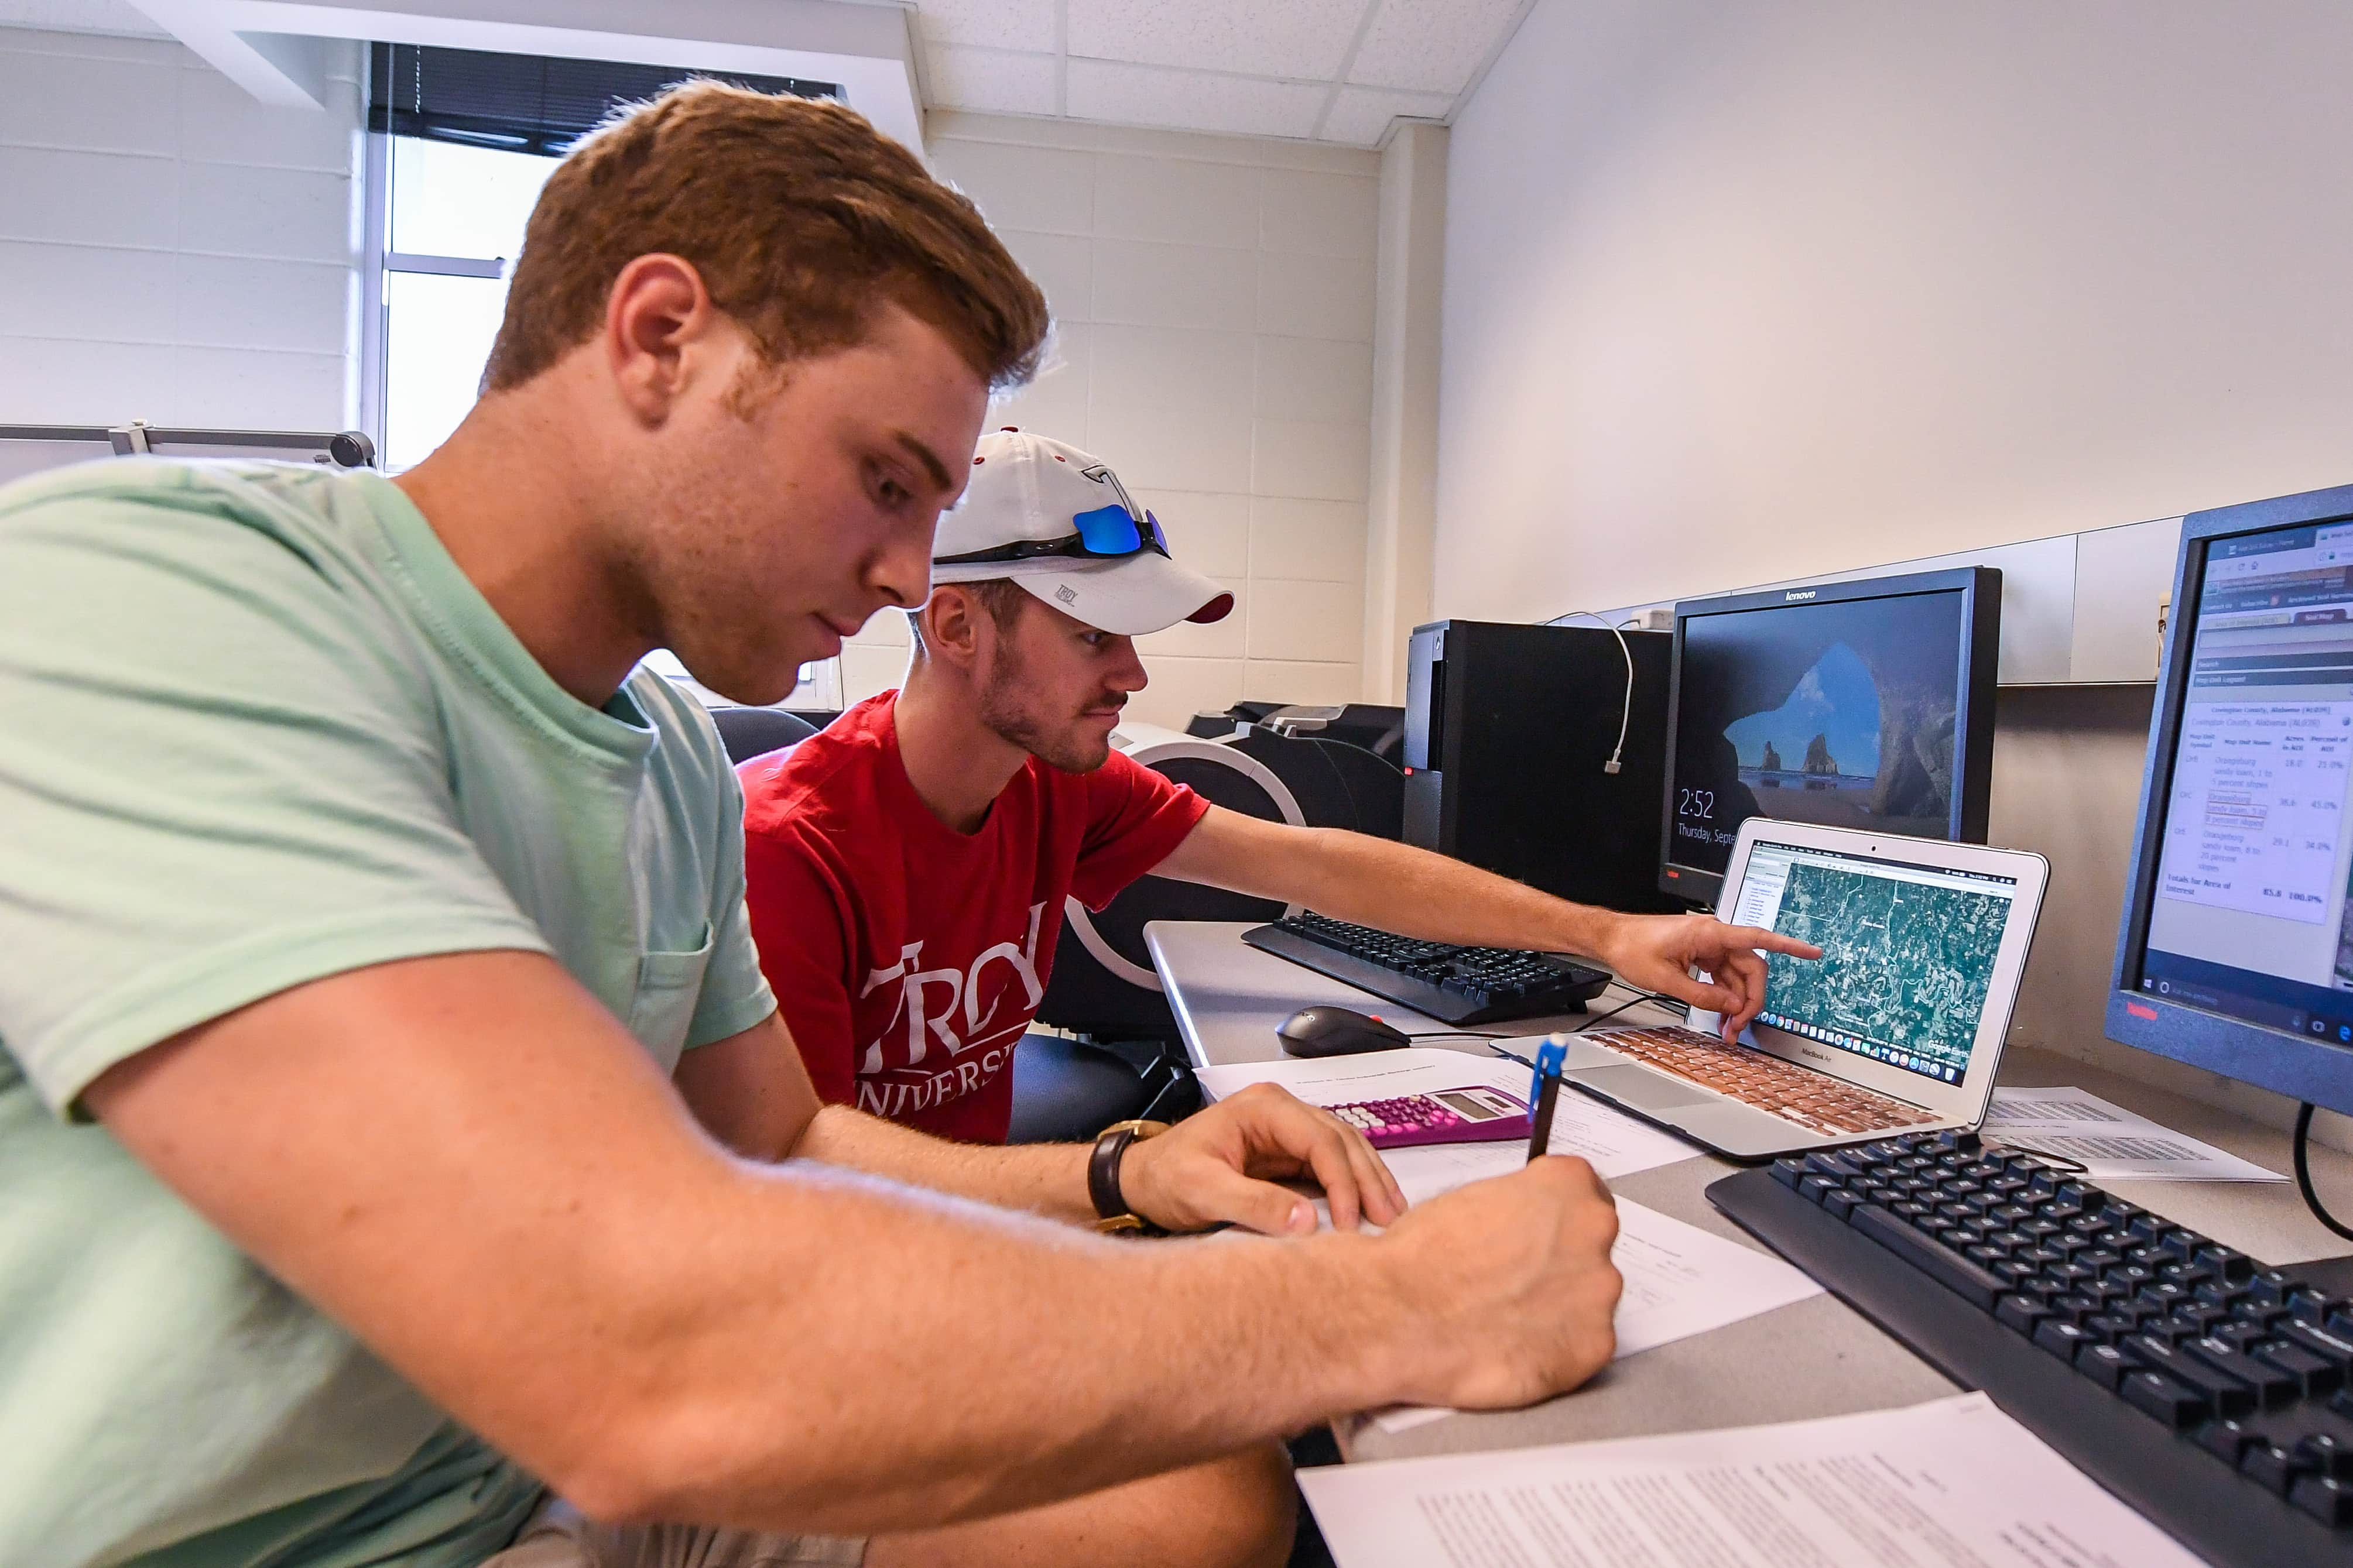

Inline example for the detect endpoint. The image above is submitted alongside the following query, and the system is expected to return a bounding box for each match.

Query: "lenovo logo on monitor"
[1784,590,1817,601]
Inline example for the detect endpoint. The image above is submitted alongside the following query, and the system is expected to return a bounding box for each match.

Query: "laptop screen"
[1726,838,2022,1086]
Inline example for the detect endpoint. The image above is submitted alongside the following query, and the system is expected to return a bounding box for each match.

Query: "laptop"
[1555,819,2049,1162]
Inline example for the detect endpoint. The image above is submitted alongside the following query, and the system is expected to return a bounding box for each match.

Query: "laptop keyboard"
[1591,1025,1938,1137]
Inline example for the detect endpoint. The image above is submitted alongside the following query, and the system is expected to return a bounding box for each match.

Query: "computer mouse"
[1276,1005,1414,1058]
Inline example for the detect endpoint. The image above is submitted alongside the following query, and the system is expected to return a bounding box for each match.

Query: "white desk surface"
[1143,919,2353,1464]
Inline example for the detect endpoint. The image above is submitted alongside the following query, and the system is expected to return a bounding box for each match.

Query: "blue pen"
[1526,1035,1567,1164]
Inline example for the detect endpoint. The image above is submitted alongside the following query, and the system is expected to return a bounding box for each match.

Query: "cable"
[1981,1141,2090,1176]
[1398,1029,1513,1043]
[1572,993,1654,1032]
[1548,610,1636,775]
[2294,1103,2353,1243]
[1602,979,1690,1014]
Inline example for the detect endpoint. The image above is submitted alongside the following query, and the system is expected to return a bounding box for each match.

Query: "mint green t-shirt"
[0,461,779,1568]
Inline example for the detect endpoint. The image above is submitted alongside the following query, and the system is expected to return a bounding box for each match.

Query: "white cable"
[1550,610,1635,774]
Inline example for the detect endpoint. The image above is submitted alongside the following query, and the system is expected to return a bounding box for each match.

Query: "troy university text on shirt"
[854,900,1050,1117]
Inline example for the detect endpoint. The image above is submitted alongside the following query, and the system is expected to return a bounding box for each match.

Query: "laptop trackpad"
[1571,1063,1715,1114]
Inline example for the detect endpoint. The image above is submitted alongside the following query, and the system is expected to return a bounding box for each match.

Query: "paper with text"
[1303,1392,2204,1568]
[1365,1200,1823,1435]
[1987,1086,2283,1182]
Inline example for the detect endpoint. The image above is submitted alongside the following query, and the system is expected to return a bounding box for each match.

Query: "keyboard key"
[2196,1416,2264,1466]
[2282,1320,2353,1377]
[2296,1432,2353,1480]
[2074,1341,2135,1389]
[2086,1313,2145,1343]
[2289,1474,2353,1526]
[2036,1319,2103,1358]
[2250,1268,2301,1308]
[2122,1368,2212,1428]
[1851,1205,2005,1309]
[2123,1336,2258,1419]
[2289,1288,2338,1324]
[2196,1243,2257,1284]
[2242,1440,2299,1495]
[1996,1295,2050,1335]
[2183,1336,2302,1408]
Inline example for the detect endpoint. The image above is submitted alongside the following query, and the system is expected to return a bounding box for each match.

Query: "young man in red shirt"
[740,429,1814,1149]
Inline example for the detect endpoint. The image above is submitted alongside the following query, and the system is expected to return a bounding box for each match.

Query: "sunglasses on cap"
[934,464,1171,567]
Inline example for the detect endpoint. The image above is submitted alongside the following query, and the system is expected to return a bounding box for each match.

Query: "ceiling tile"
[1066,59,1326,140]
[1068,0,1372,82]
[912,0,1059,52]
[1347,0,1527,94]
[1321,85,1452,146]
[925,44,1060,117]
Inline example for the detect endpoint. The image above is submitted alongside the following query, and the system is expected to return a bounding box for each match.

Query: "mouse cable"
[2294,1103,2353,1243]
[1548,610,1635,775]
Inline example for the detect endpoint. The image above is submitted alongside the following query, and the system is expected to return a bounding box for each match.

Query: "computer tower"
[1403,619,1683,915]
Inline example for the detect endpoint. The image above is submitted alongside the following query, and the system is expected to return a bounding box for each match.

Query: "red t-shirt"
[738,692,1210,1143]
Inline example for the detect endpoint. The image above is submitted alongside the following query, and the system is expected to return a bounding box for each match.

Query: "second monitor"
[1660,565,2002,905]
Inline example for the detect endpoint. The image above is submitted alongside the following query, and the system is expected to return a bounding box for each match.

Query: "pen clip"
[1530,1036,1566,1101]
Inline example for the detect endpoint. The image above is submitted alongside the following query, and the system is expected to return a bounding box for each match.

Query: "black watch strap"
[1088,1126,1139,1222]
[1088,1118,1170,1233]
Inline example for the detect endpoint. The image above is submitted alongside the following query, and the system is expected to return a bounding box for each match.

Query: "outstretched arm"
[91,948,1615,1537]
[1155,805,1820,1033]
[674,1013,1405,1233]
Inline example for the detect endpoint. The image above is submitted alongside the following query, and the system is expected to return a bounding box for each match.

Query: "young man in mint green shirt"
[0,80,1773,1568]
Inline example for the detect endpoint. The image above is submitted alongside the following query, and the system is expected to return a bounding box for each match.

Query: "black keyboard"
[1241,913,1609,1027]
[1710,1132,2353,1567]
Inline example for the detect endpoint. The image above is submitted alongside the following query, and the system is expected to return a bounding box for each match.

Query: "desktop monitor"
[2108,481,2353,1119]
[1658,566,2002,905]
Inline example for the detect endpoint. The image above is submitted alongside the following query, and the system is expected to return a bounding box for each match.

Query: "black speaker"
[1036,730,1303,1042]
[1403,619,1682,915]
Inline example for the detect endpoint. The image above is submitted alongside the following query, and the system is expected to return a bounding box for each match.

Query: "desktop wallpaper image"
[1670,593,1968,875]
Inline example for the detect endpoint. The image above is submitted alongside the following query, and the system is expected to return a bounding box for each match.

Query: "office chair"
[710,706,818,765]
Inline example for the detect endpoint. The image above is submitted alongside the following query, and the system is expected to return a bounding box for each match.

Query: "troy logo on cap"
[1055,585,1078,605]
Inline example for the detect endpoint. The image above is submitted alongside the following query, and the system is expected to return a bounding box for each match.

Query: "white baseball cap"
[931,428,1235,637]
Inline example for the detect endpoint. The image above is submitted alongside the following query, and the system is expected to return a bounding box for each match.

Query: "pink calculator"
[1326,1085,1532,1148]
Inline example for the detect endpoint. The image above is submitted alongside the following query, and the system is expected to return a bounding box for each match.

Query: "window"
[362,44,838,470]
[361,45,845,710]
[378,135,553,469]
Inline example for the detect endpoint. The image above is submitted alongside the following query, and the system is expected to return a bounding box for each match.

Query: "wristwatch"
[1088,1118,1170,1235]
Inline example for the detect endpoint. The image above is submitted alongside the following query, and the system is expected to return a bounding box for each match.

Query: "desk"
[1144,919,2353,1465]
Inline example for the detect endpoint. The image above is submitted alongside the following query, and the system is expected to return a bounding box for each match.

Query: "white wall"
[0,25,361,430]
[1434,0,2353,1148]
[1434,0,2353,623]
[838,111,1382,729]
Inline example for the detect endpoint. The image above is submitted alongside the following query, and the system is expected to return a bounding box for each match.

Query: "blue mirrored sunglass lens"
[1072,503,1143,553]
[1143,510,1168,551]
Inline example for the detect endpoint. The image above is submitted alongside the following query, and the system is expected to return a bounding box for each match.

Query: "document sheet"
[1196,1047,1697,1182]
[1986,1086,2283,1182]
[1303,1392,2205,1568]
[1365,1200,1823,1435]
